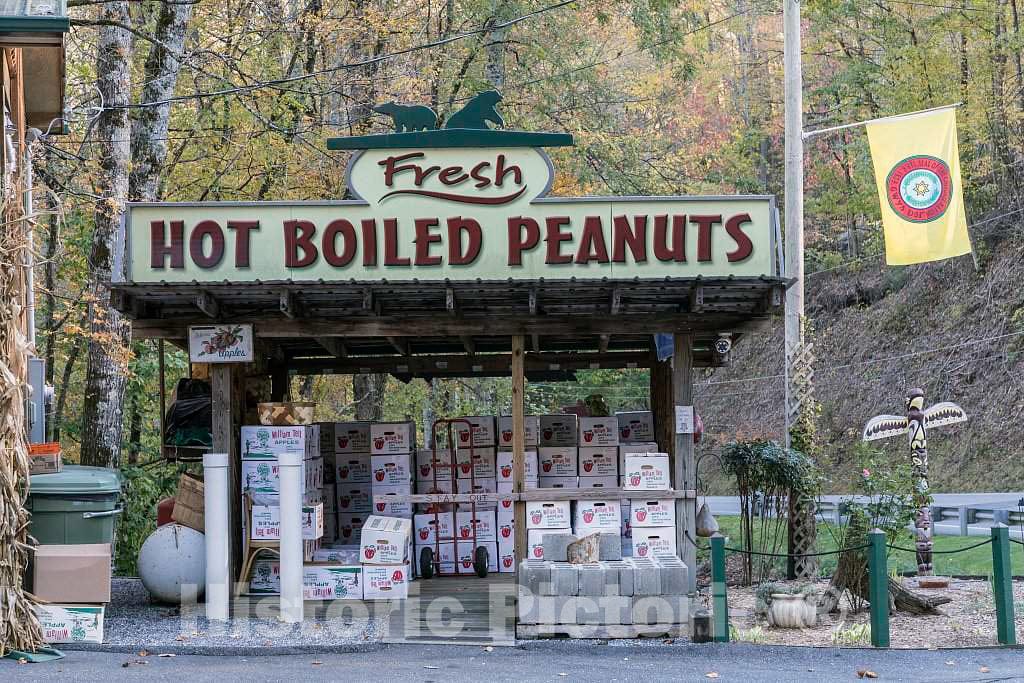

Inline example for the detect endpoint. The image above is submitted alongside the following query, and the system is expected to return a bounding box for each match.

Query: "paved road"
[3,643,1023,682]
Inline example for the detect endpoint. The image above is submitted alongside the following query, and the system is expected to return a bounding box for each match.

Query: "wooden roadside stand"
[109,92,786,616]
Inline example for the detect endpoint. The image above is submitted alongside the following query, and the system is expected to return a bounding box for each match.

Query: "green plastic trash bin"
[27,465,122,545]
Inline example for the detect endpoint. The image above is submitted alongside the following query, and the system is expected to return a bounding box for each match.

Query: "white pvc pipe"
[203,452,230,621]
[278,452,304,623]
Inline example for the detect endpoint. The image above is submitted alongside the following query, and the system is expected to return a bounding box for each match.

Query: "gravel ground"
[69,578,387,653]
[708,577,1024,648]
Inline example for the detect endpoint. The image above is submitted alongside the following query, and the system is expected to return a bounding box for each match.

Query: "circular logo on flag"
[885,155,953,223]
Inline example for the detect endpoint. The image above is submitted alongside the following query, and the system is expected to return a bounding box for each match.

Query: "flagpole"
[803,102,963,140]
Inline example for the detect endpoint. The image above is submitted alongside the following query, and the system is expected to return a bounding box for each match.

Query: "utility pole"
[783,0,818,580]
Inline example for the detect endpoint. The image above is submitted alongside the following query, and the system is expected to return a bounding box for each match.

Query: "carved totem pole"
[863,388,967,575]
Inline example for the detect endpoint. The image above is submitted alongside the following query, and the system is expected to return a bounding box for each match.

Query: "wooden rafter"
[195,290,219,318]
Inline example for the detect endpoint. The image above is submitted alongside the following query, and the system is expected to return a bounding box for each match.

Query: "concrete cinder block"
[632,594,688,625]
[518,559,551,597]
[656,558,688,596]
[606,561,634,596]
[599,533,622,561]
[543,533,577,562]
[578,564,617,597]
[555,596,582,624]
[629,558,661,596]
[577,595,632,625]
[550,562,580,596]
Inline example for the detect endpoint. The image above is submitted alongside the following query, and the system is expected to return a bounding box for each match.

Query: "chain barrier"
[688,530,994,558]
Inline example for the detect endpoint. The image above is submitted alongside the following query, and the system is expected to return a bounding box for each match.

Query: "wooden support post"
[511,335,527,572]
[650,353,673,449]
[212,363,244,583]
[672,334,696,593]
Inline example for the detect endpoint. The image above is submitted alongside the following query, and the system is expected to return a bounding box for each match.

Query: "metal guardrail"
[808,499,1024,539]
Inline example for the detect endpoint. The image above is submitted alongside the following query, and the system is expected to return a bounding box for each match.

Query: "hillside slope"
[698,229,1024,494]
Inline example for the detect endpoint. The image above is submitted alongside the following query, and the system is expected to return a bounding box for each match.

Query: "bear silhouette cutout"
[445,90,504,129]
[372,101,438,132]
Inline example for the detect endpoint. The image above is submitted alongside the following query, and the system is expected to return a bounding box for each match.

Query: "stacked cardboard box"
[32,543,112,644]
[525,501,572,560]
[323,421,372,544]
[538,414,578,489]
[617,441,658,557]
[623,452,676,558]
[241,425,324,544]
[495,415,539,572]
[370,422,415,519]
[578,416,618,489]
[359,515,412,599]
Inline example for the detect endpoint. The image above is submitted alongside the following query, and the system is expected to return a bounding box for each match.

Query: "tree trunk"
[41,153,59,440]
[79,1,133,468]
[53,337,82,444]
[129,0,195,201]
[353,373,386,421]
[127,391,141,465]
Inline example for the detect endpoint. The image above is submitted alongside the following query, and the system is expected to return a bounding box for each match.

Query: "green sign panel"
[119,145,778,284]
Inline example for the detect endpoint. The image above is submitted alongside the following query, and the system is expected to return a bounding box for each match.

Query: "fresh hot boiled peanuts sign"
[121,146,779,282]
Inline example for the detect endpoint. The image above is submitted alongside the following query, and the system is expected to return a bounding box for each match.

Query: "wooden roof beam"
[599,334,610,354]
[314,337,347,358]
[280,290,302,319]
[531,334,540,352]
[386,336,409,356]
[460,335,476,355]
[689,286,705,313]
[529,288,538,315]
[610,288,622,315]
[446,287,456,316]
[195,291,220,318]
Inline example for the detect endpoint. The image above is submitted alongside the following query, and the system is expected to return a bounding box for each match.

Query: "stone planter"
[768,594,808,628]
[800,594,818,627]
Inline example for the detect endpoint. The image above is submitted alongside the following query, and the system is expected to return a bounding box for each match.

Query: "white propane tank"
[137,523,206,604]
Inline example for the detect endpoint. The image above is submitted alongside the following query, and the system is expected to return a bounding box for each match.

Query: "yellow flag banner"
[865,108,972,265]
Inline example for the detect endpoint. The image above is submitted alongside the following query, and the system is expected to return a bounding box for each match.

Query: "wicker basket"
[257,402,316,426]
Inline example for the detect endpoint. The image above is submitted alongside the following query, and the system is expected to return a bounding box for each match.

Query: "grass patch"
[695,515,1024,577]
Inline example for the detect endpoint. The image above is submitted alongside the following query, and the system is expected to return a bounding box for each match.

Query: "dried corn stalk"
[0,181,43,654]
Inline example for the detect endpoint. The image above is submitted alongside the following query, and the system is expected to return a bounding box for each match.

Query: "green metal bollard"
[711,533,729,643]
[868,529,890,648]
[991,524,1016,645]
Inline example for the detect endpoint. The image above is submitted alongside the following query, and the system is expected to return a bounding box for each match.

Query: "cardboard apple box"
[622,453,671,491]
[618,442,659,476]
[247,557,281,594]
[34,605,104,644]
[458,540,498,573]
[414,449,457,482]
[337,513,368,543]
[629,499,676,527]
[615,411,655,443]
[537,476,578,489]
[574,500,621,533]
[526,527,571,559]
[369,422,416,455]
[455,477,497,511]
[631,526,678,558]
[250,502,325,541]
[454,510,496,542]
[455,447,497,480]
[335,483,373,513]
[578,446,618,477]
[453,416,497,447]
[241,425,320,459]
[497,546,516,573]
[371,483,413,518]
[496,449,538,482]
[319,422,371,454]
[413,512,454,545]
[538,415,578,447]
[537,446,578,477]
[525,501,571,529]
[359,515,411,565]
[302,564,362,600]
[370,454,413,486]
[312,546,360,564]
[578,417,619,447]
[362,562,411,599]
[577,475,617,489]
[334,454,372,484]
[497,415,540,446]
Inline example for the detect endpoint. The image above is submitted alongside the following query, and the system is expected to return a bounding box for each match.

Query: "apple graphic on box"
[543,429,553,440]
[339,467,350,479]
[635,509,647,522]
[542,462,552,473]
[364,547,376,560]
[460,525,471,539]
[419,528,429,541]
[460,431,470,443]
[630,475,641,487]
[531,512,542,525]
[583,430,593,443]
[636,543,648,557]
[501,465,512,478]
[374,438,385,450]
[376,502,386,512]
[340,496,351,508]
[392,569,404,582]
[583,462,594,473]
[502,430,512,443]
[501,525,511,538]
[375,470,385,482]
[533,546,543,558]
[621,427,630,438]
[582,510,594,524]
[462,558,472,569]
[503,556,513,568]
[338,437,349,448]
[501,499,512,509]
[420,464,431,477]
